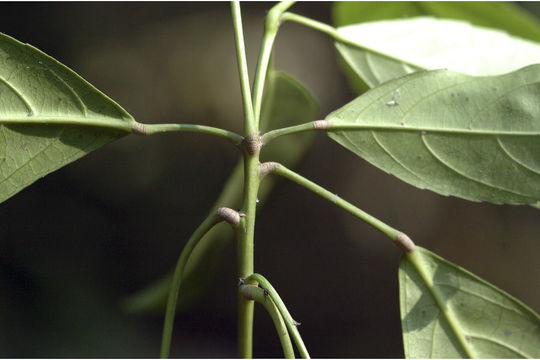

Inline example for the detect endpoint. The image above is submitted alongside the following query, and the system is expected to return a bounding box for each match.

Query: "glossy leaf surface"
[399,246,540,358]
[0,33,135,203]
[335,17,540,88]
[326,65,540,204]
[123,71,319,314]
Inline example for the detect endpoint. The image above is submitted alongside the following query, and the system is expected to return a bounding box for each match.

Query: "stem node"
[395,232,416,253]
[132,122,147,135]
[217,207,242,226]
[243,133,262,155]
[259,161,279,178]
[313,119,329,130]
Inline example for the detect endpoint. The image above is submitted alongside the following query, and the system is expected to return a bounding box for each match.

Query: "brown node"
[217,207,241,226]
[132,123,147,135]
[313,120,329,130]
[243,134,262,155]
[395,232,416,253]
[259,161,279,178]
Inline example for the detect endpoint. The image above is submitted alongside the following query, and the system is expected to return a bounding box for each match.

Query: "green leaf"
[122,71,319,314]
[399,246,540,358]
[326,65,540,205]
[332,2,540,93]
[332,2,540,42]
[335,17,540,89]
[0,33,136,204]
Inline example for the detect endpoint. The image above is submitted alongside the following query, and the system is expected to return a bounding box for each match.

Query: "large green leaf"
[399,246,540,358]
[333,2,540,42]
[335,17,540,89]
[326,65,540,205]
[0,33,136,203]
[122,71,319,314]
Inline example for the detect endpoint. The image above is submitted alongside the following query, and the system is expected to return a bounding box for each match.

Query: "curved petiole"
[244,273,310,359]
[240,284,295,358]
[280,12,424,71]
[160,207,242,358]
[251,1,296,128]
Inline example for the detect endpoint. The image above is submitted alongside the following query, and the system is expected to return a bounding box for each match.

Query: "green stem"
[245,273,310,359]
[231,1,256,134]
[141,123,244,145]
[240,285,295,359]
[160,212,224,358]
[251,1,296,128]
[261,120,325,144]
[280,12,425,70]
[237,152,261,358]
[263,162,400,241]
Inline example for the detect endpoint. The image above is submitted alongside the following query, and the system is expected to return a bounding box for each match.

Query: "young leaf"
[399,246,540,358]
[122,71,319,314]
[326,65,540,205]
[335,17,540,88]
[0,33,137,204]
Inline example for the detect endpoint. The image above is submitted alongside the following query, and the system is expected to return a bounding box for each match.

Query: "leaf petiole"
[280,12,424,70]
[252,1,296,128]
[160,208,241,358]
[244,273,310,359]
[260,162,411,248]
[239,284,295,358]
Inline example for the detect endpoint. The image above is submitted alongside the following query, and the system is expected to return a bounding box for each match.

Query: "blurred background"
[0,2,539,357]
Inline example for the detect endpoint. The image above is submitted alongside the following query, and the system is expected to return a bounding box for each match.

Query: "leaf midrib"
[329,121,540,136]
[0,116,133,132]
[407,249,477,358]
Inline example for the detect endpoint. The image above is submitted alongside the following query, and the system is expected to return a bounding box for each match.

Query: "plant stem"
[231,1,256,134]
[237,152,261,358]
[160,212,224,358]
[263,162,401,241]
[280,12,424,70]
[141,123,244,145]
[240,285,295,359]
[251,1,296,128]
[245,273,310,359]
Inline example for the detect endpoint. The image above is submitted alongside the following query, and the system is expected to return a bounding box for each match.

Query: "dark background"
[0,2,539,358]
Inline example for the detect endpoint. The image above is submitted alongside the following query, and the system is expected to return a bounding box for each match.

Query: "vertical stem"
[237,151,261,358]
[231,1,256,134]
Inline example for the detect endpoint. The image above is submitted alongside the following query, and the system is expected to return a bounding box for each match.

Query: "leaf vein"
[0,75,34,113]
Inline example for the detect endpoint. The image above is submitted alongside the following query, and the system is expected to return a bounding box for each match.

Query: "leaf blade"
[326,65,540,204]
[399,246,540,358]
[0,32,136,203]
[335,16,540,89]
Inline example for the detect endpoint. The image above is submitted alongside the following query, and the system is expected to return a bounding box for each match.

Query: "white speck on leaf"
[386,100,398,106]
